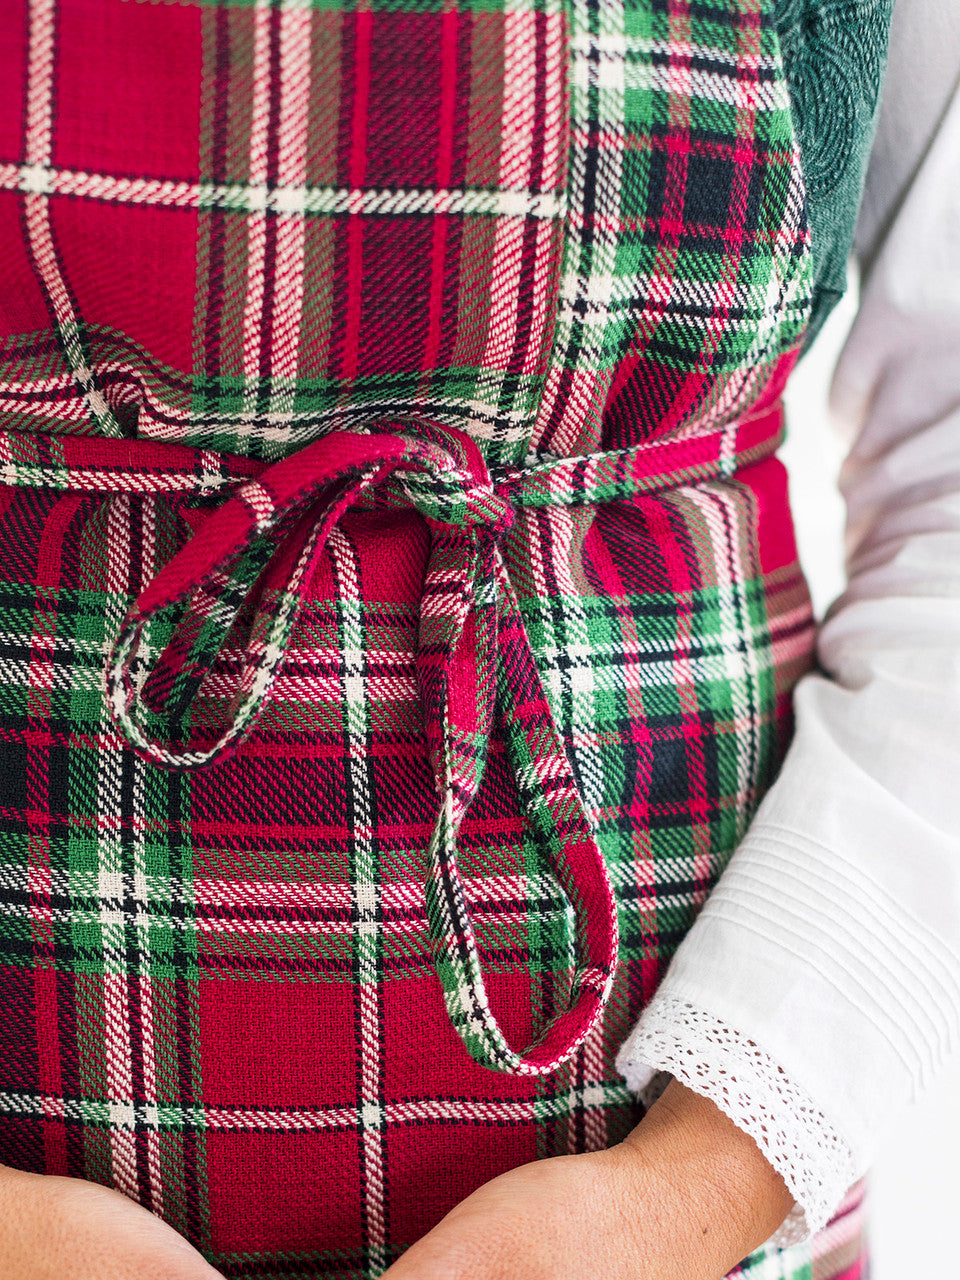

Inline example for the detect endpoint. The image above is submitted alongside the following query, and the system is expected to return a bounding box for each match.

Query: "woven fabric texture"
[0,0,861,1277]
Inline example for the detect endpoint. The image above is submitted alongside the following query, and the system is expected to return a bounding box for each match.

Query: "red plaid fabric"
[0,0,865,1277]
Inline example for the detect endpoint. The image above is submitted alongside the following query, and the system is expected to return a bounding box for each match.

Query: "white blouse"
[615,1,960,1242]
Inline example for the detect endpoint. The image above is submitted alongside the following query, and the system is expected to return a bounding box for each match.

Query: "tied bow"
[106,424,619,1077]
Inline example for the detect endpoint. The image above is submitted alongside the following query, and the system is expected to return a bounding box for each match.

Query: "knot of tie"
[382,446,514,539]
[105,423,617,1077]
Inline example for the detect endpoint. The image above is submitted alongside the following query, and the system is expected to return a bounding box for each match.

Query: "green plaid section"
[536,0,811,455]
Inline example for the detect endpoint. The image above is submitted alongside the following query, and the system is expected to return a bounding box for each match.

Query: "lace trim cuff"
[614,993,858,1245]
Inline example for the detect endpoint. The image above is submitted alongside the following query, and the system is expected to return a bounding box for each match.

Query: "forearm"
[380,1077,795,1280]
[616,1080,795,1278]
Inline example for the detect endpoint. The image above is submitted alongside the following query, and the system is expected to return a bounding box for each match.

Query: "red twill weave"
[0,0,869,1277]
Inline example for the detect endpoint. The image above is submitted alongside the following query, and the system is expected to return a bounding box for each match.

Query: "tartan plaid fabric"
[0,0,866,1277]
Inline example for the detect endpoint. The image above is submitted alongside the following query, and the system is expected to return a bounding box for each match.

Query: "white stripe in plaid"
[331,525,389,1276]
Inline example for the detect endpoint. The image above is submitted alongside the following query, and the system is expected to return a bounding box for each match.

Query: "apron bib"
[0,0,866,1275]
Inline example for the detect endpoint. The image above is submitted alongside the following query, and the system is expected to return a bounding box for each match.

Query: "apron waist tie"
[0,408,783,1076]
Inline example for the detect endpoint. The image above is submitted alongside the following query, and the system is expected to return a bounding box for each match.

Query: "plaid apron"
[0,0,868,1276]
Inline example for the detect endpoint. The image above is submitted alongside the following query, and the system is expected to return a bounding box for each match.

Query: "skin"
[0,1165,222,1280]
[0,1081,792,1279]
[379,1081,794,1280]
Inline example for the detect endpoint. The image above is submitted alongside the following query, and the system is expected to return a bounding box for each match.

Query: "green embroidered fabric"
[775,0,895,344]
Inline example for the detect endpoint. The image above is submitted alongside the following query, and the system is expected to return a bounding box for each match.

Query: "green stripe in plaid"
[538,0,811,455]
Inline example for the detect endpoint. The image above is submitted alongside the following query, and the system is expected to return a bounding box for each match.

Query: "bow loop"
[105,421,617,1078]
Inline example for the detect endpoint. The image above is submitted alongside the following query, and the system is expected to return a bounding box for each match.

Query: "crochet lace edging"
[614,993,859,1246]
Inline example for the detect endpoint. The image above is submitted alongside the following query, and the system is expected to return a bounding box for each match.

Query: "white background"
[781,280,960,1275]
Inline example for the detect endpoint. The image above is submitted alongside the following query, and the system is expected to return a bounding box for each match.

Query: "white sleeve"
[616,51,960,1245]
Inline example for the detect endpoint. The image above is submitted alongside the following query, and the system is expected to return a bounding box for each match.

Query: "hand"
[381,1080,795,1280]
[0,1163,223,1279]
